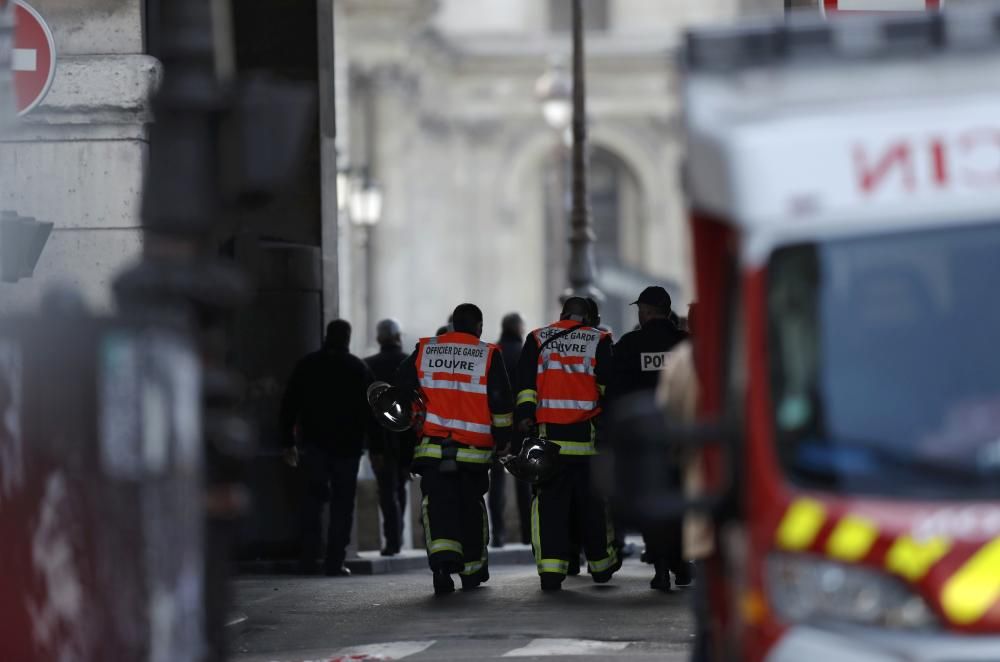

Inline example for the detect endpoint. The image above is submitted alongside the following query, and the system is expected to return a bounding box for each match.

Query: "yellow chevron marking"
[886,536,951,582]
[826,515,879,562]
[942,537,1000,626]
[776,499,827,551]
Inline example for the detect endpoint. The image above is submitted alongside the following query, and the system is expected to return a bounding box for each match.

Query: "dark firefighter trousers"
[419,460,490,578]
[531,459,618,579]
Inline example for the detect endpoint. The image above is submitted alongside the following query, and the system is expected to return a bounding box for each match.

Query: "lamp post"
[538,0,601,304]
[348,167,382,354]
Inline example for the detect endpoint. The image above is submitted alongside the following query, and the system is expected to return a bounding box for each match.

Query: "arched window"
[542,146,646,334]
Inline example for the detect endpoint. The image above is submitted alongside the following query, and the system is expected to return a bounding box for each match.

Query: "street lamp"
[348,169,383,227]
[539,0,601,304]
[535,59,573,136]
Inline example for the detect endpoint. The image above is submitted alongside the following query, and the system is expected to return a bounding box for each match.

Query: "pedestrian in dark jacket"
[489,312,532,547]
[280,319,375,576]
[365,318,416,556]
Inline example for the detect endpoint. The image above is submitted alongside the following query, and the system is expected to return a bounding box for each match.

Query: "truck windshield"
[768,223,1000,500]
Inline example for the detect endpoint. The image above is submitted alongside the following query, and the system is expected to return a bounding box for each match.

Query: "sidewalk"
[238,543,535,576]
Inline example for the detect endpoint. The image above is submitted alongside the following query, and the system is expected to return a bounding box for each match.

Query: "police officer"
[394,303,513,595]
[515,296,620,592]
[610,285,691,591]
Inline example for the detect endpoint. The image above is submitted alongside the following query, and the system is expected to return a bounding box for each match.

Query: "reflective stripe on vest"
[532,321,606,425]
[539,398,599,411]
[424,412,491,436]
[417,333,496,447]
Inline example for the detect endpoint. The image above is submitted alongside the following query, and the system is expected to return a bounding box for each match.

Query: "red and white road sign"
[12,0,56,116]
[821,0,943,15]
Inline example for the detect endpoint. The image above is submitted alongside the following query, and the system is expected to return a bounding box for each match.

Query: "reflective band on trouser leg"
[429,539,464,555]
[517,389,538,406]
[942,537,1000,625]
[589,503,619,574]
[531,493,542,569]
[422,495,464,557]
[462,499,489,577]
[539,558,569,574]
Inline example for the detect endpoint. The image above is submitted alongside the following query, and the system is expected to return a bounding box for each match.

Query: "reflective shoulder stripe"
[517,389,538,406]
[492,412,513,428]
[598,384,606,395]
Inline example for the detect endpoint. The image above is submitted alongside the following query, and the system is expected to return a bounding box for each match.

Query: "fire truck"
[666,3,1000,661]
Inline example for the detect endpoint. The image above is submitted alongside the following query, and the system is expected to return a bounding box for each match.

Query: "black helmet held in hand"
[367,381,425,432]
[501,436,561,485]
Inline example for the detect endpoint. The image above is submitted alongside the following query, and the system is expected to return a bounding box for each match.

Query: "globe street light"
[535,59,572,136]
[348,167,383,228]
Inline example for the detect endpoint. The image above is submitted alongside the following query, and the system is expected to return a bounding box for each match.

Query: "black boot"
[540,573,564,592]
[673,561,694,587]
[567,555,581,576]
[591,554,623,584]
[433,569,455,596]
[461,565,490,591]
[650,561,672,592]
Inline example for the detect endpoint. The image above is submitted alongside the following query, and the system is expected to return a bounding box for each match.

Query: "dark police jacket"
[610,318,689,401]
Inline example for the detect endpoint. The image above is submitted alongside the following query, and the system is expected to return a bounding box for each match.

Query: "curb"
[238,544,535,576]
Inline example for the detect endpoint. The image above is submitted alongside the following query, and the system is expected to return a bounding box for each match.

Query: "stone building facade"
[338,0,783,349]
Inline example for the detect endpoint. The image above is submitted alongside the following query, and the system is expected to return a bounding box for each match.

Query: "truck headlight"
[766,554,937,630]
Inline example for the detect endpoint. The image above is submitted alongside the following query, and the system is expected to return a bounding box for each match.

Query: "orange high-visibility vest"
[532,320,607,425]
[416,332,498,448]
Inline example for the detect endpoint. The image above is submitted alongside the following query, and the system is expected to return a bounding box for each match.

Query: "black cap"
[631,286,671,310]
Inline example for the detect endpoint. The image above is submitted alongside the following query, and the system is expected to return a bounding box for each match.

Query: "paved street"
[231,558,694,662]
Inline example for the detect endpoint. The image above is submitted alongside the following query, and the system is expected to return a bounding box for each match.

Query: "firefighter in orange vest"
[514,296,620,591]
[394,303,514,595]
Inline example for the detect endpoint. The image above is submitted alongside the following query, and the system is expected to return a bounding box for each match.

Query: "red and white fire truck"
[677,3,1000,660]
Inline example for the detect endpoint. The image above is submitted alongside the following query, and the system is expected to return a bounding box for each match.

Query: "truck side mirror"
[609,389,735,522]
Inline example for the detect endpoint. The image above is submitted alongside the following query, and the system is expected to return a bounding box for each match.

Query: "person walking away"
[515,296,620,592]
[489,312,531,547]
[394,303,514,595]
[609,286,691,591]
[280,319,375,576]
[365,318,415,556]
